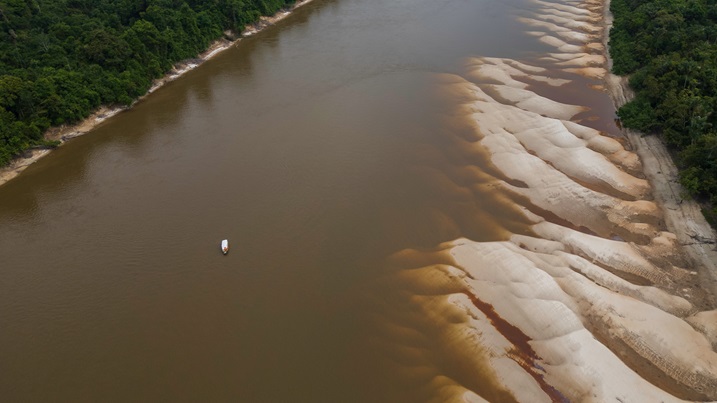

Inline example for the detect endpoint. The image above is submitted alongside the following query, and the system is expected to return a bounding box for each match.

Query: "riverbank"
[386,0,717,400]
[0,0,314,188]
[601,0,717,303]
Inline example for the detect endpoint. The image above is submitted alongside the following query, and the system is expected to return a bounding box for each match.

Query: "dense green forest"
[0,0,294,165]
[610,0,717,226]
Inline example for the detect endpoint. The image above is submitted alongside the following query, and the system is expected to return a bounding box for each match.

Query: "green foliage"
[610,0,717,227]
[616,94,656,133]
[0,0,295,164]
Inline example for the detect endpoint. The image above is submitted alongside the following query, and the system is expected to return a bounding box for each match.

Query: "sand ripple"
[366,0,717,401]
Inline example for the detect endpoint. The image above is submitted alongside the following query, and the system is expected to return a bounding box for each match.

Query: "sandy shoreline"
[0,0,314,188]
[378,0,717,400]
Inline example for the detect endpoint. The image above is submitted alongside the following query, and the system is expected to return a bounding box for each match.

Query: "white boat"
[221,239,229,255]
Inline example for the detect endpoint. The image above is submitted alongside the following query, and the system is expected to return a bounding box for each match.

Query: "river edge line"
[600,0,717,301]
[0,0,315,188]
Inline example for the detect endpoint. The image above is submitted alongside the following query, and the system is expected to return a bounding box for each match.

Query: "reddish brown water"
[0,0,615,400]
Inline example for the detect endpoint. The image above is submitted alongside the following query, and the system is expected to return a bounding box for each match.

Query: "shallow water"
[0,0,630,401]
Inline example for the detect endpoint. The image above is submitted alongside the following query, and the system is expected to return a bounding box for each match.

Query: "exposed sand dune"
[366,0,717,401]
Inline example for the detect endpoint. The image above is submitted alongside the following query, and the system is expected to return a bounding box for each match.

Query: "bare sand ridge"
[0,0,314,188]
[368,0,717,401]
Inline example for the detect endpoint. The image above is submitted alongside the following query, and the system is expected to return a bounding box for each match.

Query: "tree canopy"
[610,0,717,226]
[0,0,294,165]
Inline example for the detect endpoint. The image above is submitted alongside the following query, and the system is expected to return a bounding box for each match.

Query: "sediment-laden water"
[1,0,715,401]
